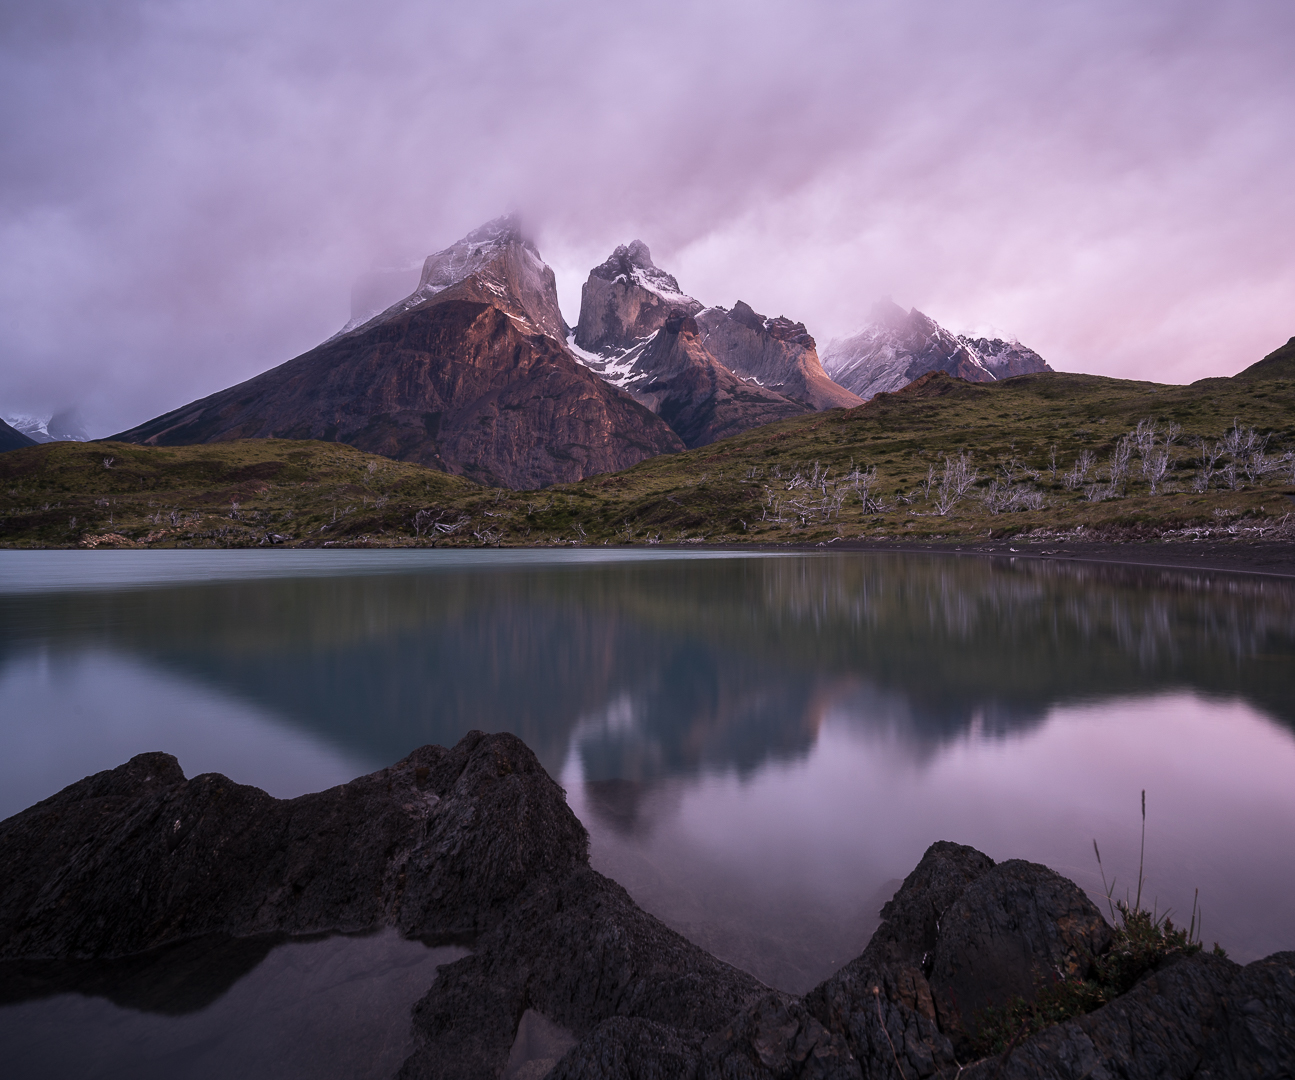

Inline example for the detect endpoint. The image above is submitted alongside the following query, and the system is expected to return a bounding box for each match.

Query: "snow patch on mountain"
[822,300,1049,400]
[329,214,564,342]
[3,412,90,443]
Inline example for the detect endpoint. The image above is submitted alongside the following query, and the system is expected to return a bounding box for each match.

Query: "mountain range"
[99,216,1051,488]
[822,299,1051,400]
[1,411,89,446]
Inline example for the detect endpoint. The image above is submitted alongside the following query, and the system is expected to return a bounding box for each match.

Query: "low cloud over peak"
[2,0,1292,435]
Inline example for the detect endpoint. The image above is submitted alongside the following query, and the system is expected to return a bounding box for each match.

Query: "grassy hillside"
[2,365,1293,549]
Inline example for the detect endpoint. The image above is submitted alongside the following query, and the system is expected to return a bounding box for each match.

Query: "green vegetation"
[971,792,1224,1059]
[970,906,1210,1057]
[2,366,1293,548]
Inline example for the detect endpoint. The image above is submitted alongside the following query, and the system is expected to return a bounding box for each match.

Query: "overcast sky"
[2,0,1292,436]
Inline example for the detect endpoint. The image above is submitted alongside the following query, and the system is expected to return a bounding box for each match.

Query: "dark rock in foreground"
[2,738,1291,1079]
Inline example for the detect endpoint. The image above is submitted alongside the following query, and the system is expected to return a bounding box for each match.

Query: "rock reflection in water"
[0,930,467,1080]
[2,550,1294,997]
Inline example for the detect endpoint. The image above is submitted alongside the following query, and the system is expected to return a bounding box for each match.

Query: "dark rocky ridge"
[110,220,683,489]
[2,739,1291,1079]
[696,301,863,411]
[1235,334,1295,380]
[0,416,37,451]
[611,313,812,449]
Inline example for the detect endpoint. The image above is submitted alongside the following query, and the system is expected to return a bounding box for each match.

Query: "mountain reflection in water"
[2,550,1294,994]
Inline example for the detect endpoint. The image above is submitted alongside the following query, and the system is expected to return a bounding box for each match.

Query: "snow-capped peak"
[590,240,694,306]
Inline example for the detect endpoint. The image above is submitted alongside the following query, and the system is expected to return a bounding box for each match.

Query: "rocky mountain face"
[696,301,862,410]
[958,334,1052,379]
[0,417,37,452]
[822,299,1051,400]
[112,217,683,489]
[608,312,810,449]
[572,240,702,359]
[569,242,856,448]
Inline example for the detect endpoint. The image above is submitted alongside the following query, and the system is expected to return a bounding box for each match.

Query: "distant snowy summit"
[2,411,90,444]
[335,214,569,344]
[0,417,37,452]
[821,299,1051,401]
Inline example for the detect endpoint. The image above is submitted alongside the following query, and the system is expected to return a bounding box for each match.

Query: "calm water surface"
[2,548,1294,1074]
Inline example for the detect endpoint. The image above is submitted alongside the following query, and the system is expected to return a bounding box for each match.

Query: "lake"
[2,548,1294,1076]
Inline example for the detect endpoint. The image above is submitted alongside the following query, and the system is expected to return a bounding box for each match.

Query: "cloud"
[1,0,1292,434]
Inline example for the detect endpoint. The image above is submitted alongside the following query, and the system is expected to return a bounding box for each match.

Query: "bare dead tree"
[1063,450,1095,491]
[933,452,977,516]
[1145,448,1170,494]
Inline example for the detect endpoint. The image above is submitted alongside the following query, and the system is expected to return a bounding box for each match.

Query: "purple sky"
[2,0,1292,437]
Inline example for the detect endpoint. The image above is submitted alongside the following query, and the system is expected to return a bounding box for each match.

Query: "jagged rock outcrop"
[111,217,683,489]
[607,312,811,449]
[0,734,767,1079]
[958,335,1052,380]
[572,240,702,359]
[0,417,37,452]
[822,299,1051,401]
[570,244,817,447]
[696,301,863,411]
[0,732,588,960]
[3,742,1291,1080]
[551,840,1295,1080]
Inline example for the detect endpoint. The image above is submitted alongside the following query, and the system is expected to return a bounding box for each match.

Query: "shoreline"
[5,536,1295,580]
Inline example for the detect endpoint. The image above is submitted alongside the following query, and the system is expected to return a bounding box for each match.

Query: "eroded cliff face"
[822,299,1051,401]
[572,240,702,358]
[607,313,810,449]
[696,301,863,411]
[112,219,683,489]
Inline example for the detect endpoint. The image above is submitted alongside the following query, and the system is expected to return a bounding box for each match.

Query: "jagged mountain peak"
[336,214,566,343]
[574,241,701,357]
[721,301,817,350]
[588,239,694,307]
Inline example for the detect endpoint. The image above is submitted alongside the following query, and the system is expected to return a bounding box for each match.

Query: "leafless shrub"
[1144,448,1170,494]
[1193,437,1223,492]
[1063,451,1095,491]
[982,481,1046,514]
[1108,437,1133,492]
[933,452,978,516]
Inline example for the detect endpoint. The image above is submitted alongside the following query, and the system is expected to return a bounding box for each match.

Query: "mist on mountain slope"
[1,0,1292,436]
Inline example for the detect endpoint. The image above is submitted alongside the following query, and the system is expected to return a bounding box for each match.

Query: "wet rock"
[4,743,1292,1080]
[927,859,1113,1049]
[0,731,589,959]
[400,867,765,1079]
[960,949,1239,1080]
[1197,951,1295,1079]
[549,1016,705,1080]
